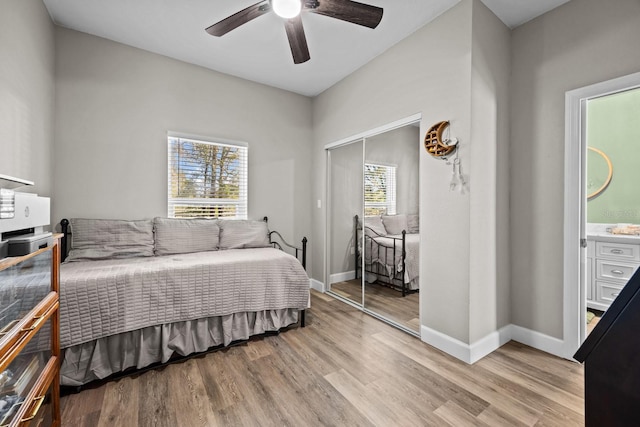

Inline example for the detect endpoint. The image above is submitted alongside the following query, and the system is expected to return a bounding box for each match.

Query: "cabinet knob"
[611,249,624,254]
[611,269,624,275]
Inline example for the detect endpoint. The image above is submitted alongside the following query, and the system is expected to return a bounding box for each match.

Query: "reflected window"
[364,163,396,216]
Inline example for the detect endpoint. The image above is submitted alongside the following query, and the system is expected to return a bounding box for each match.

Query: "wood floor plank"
[324,368,404,426]
[60,385,105,424]
[215,348,290,427]
[96,376,139,427]
[476,405,531,427]
[59,290,586,427]
[372,330,543,425]
[165,359,217,427]
[491,341,584,395]
[136,368,179,427]
[434,400,492,426]
[367,376,452,425]
[267,337,375,426]
[476,353,584,415]
[242,336,274,361]
[196,348,244,412]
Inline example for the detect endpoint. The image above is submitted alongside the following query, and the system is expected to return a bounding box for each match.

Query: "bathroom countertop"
[587,223,640,244]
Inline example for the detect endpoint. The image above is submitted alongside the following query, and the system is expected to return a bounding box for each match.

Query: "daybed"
[58,217,309,386]
[354,214,419,296]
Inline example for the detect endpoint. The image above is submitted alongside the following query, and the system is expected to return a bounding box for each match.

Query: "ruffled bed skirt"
[60,309,300,386]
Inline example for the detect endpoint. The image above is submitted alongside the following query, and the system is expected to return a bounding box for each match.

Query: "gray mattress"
[59,247,309,385]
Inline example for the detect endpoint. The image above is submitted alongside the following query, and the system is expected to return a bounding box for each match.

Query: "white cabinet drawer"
[595,281,624,305]
[596,259,639,282]
[595,241,640,261]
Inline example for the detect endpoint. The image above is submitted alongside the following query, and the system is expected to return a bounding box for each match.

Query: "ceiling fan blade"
[206,1,270,37]
[284,16,310,64]
[307,0,383,29]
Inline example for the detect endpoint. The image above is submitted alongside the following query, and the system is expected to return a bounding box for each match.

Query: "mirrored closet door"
[327,140,364,307]
[362,124,420,333]
[326,115,421,336]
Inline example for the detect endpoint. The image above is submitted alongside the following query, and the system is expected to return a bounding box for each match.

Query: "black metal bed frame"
[353,214,416,297]
[59,216,308,326]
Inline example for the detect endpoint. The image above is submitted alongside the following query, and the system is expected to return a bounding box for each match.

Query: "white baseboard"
[469,325,513,363]
[329,270,355,284]
[509,324,566,359]
[421,323,561,364]
[421,325,474,363]
[309,279,325,292]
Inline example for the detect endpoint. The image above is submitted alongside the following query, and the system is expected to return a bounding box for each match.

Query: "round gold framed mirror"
[587,147,613,200]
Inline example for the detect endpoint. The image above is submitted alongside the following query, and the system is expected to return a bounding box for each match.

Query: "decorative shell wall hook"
[424,121,458,160]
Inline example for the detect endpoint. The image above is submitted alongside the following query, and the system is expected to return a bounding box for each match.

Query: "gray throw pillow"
[67,218,154,261]
[218,220,271,249]
[154,217,219,255]
[364,216,387,237]
[382,214,408,235]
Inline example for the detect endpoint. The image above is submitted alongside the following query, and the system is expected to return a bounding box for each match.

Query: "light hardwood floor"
[331,279,420,332]
[61,290,585,426]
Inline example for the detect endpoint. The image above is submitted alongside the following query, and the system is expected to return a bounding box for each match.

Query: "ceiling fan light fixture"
[272,0,302,19]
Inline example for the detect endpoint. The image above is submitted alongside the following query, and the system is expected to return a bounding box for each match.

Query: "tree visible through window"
[168,136,248,219]
[364,163,396,216]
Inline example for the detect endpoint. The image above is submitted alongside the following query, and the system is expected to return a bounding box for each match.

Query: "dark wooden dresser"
[574,266,640,426]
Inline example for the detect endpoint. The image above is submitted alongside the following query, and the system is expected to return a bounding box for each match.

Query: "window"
[168,135,248,219]
[364,163,396,216]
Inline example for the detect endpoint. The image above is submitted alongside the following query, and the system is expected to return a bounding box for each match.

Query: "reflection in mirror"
[327,140,364,306]
[362,123,420,333]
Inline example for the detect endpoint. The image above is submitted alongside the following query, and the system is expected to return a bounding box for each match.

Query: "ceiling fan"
[206,0,384,64]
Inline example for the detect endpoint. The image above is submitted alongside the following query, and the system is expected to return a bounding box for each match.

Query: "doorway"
[584,87,640,335]
[564,72,640,356]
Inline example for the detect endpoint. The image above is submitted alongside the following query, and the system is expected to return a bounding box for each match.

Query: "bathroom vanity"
[587,224,640,311]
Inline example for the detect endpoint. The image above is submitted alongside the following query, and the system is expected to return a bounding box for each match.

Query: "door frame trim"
[563,72,640,359]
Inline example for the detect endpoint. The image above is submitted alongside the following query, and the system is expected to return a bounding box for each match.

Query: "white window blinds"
[168,136,248,219]
[364,163,396,216]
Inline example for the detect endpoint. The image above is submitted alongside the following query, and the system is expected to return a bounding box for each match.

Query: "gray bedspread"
[59,248,309,348]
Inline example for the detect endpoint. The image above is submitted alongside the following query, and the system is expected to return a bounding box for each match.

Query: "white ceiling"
[43,0,570,97]
[480,0,571,28]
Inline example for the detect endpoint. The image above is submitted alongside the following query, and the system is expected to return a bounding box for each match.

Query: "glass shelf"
[0,251,52,337]
[0,318,51,426]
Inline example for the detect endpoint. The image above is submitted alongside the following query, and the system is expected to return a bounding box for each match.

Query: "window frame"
[364,162,397,216]
[167,133,248,219]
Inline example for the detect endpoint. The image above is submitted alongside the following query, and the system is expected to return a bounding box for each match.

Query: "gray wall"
[468,0,511,342]
[510,0,640,338]
[53,27,313,248]
[0,0,55,197]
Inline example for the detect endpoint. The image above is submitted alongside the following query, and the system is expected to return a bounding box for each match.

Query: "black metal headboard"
[263,216,307,269]
[60,218,70,262]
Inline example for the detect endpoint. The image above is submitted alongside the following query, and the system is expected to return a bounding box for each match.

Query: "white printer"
[0,175,51,258]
